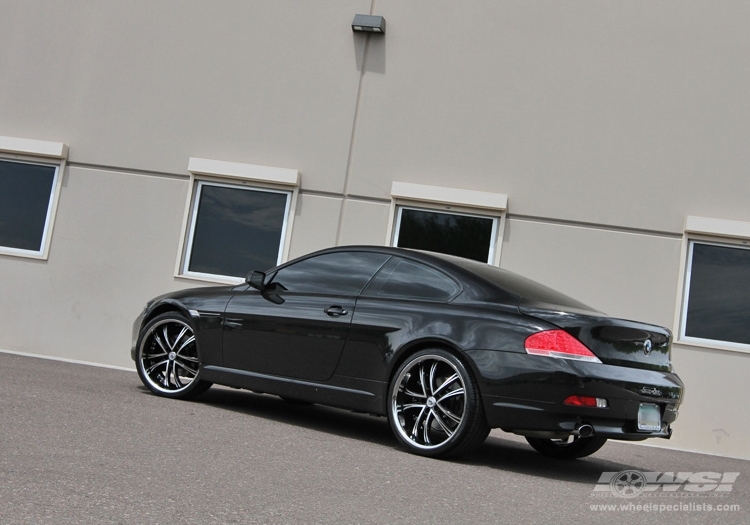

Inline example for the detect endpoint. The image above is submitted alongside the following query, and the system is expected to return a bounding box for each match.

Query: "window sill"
[175,272,244,287]
[674,337,750,356]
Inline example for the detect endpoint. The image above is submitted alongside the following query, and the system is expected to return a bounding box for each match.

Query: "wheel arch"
[143,300,194,327]
[386,338,486,406]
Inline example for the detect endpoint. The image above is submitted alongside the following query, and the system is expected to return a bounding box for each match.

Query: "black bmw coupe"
[132,246,683,459]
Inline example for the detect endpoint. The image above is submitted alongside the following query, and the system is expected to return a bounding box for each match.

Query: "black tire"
[136,312,212,399]
[525,435,608,459]
[387,349,490,458]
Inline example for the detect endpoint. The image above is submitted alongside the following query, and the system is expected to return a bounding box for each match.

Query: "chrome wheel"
[388,350,488,457]
[136,313,210,398]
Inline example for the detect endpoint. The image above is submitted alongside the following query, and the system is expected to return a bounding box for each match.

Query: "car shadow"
[138,384,644,484]
[465,436,637,484]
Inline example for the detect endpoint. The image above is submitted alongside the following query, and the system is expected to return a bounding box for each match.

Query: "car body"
[132,245,684,459]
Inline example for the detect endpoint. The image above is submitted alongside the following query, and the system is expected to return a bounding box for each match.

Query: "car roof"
[298,245,595,311]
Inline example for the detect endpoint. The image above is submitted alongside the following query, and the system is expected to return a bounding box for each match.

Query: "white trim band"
[0,135,68,159]
[187,157,299,187]
[684,216,750,240]
[390,182,507,211]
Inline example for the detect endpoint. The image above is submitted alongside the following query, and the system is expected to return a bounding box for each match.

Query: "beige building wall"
[1,1,749,459]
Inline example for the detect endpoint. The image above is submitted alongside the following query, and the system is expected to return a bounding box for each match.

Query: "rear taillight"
[564,395,608,408]
[524,329,602,363]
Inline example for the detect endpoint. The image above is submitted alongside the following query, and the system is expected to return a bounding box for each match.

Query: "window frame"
[176,158,299,284]
[675,216,750,354]
[387,182,508,266]
[0,136,68,261]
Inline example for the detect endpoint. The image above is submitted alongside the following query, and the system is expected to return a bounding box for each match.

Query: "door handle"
[324,306,349,317]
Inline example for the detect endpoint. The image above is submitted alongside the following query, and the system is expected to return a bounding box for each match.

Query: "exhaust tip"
[576,423,594,438]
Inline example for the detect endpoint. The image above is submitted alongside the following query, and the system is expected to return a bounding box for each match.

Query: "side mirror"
[247,270,285,304]
[247,271,266,290]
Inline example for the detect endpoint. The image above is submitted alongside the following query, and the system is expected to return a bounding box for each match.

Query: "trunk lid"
[520,306,673,372]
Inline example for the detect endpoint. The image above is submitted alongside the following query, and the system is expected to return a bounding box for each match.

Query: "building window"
[678,216,750,353]
[393,207,497,263]
[389,182,507,265]
[681,240,750,347]
[0,136,68,260]
[179,158,299,283]
[183,182,291,279]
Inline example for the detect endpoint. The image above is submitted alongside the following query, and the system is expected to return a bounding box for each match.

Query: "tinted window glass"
[272,252,391,295]
[395,208,495,263]
[363,257,460,301]
[187,183,289,278]
[0,159,57,252]
[684,242,750,345]
[442,254,595,311]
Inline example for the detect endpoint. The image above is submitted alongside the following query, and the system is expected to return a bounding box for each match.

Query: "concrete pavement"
[1,351,747,525]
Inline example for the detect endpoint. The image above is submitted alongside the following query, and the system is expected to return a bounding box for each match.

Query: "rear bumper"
[466,350,683,441]
[484,396,677,440]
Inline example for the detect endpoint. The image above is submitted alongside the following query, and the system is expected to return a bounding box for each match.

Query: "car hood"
[520,306,674,373]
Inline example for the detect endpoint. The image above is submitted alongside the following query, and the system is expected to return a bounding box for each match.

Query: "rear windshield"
[435,254,596,311]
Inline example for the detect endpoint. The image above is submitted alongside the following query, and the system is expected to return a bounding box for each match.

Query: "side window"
[681,241,750,346]
[183,181,291,279]
[271,252,391,296]
[0,158,61,258]
[363,257,461,301]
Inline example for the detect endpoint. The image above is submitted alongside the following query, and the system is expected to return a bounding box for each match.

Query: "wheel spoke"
[162,326,173,350]
[411,405,428,441]
[399,402,426,413]
[145,359,169,375]
[173,361,183,388]
[428,362,439,396]
[142,351,168,360]
[403,387,426,398]
[164,360,172,386]
[422,410,432,444]
[433,373,459,396]
[430,408,455,436]
[418,365,428,398]
[174,360,198,377]
[435,402,462,425]
[176,335,196,355]
[172,326,189,349]
[153,332,169,354]
[436,387,464,404]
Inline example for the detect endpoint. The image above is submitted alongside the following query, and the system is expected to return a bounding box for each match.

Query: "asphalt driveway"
[1,352,747,525]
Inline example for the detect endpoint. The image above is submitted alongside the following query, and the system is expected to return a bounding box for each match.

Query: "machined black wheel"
[136,312,212,399]
[388,349,489,458]
[525,435,608,459]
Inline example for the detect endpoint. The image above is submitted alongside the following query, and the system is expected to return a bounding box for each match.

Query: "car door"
[334,256,464,383]
[222,251,391,382]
